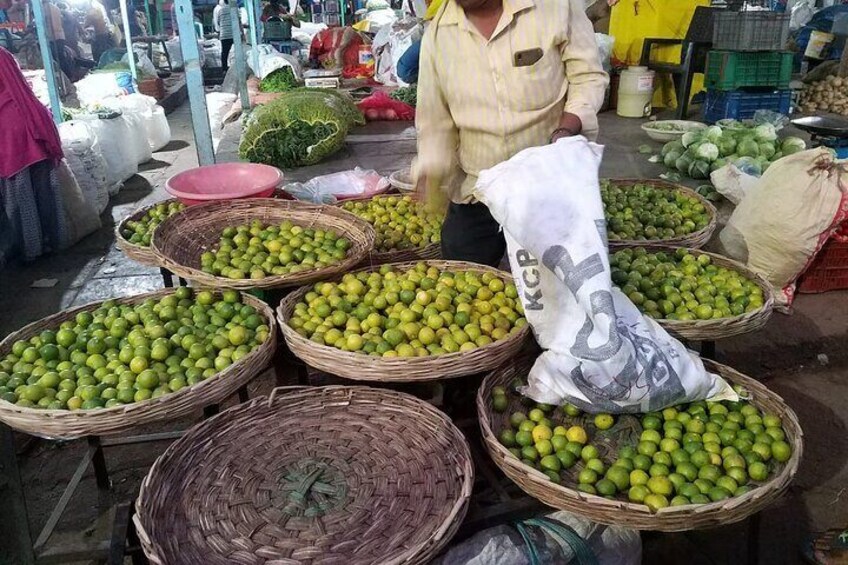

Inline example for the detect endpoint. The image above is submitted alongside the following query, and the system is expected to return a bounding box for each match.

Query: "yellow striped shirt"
[415,0,609,203]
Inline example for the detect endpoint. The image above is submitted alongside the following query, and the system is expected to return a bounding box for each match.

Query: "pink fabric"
[0,47,63,178]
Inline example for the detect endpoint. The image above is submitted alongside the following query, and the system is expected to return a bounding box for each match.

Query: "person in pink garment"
[0,46,68,265]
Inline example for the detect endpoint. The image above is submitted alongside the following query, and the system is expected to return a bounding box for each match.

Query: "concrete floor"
[1,104,847,564]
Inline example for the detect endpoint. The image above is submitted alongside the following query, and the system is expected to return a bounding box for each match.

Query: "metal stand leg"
[748,512,761,565]
[0,424,36,564]
[89,436,111,491]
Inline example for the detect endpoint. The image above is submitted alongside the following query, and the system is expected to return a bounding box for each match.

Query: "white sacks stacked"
[475,137,735,413]
[58,120,110,214]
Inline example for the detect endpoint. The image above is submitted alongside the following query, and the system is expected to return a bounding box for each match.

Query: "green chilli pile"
[258,67,299,92]
[389,85,417,107]
[239,90,364,169]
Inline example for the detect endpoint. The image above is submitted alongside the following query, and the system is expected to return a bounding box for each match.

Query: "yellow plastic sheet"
[609,0,709,109]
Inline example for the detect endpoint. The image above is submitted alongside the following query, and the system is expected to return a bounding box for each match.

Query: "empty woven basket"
[135,386,474,564]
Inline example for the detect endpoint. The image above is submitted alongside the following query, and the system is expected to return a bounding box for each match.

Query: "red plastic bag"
[356,91,415,121]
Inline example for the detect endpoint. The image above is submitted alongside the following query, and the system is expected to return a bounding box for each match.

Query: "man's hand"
[416,174,449,214]
[550,112,583,144]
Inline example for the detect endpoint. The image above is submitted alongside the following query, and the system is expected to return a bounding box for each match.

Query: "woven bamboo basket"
[115,198,183,267]
[277,260,530,382]
[135,385,474,565]
[150,199,376,290]
[604,179,718,249]
[614,245,775,341]
[477,357,803,532]
[0,289,276,440]
[334,193,443,266]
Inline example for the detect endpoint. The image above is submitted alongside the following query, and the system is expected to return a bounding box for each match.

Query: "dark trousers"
[441,202,506,268]
[221,38,233,71]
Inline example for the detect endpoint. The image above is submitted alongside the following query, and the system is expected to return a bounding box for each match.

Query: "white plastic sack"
[246,44,302,81]
[719,148,848,310]
[709,163,759,206]
[595,33,615,73]
[81,115,139,192]
[75,72,137,106]
[206,92,239,150]
[121,112,153,165]
[435,511,641,565]
[283,168,389,203]
[148,107,171,151]
[125,47,157,77]
[58,120,110,214]
[57,160,102,246]
[474,138,734,412]
[372,18,422,86]
[99,93,171,151]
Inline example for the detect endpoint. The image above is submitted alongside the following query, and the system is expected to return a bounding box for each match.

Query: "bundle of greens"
[258,67,299,92]
[389,85,417,107]
[239,93,350,169]
[287,88,365,127]
[656,123,806,179]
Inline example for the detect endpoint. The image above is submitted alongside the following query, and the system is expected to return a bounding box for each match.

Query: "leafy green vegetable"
[664,150,682,168]
[719,137,737,157]
[239,94,349,168]
[703,125,723,143]
[289,88,366,126]
[638,144,654,154]
[681,131,701,148]
[758,142,776,160]
[389,85,417,107]
[753,123,777,142]
[661,140,684,157]
[780,137,806,156]
[695,142,719,161]
[737,137,760,158]
[258,67,298,93]
[675,153,694,173]
[688,160,710,179]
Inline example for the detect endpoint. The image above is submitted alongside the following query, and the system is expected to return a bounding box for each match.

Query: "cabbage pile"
[657,123,806,179]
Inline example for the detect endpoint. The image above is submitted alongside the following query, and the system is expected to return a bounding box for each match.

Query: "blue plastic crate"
[703,90,792,124]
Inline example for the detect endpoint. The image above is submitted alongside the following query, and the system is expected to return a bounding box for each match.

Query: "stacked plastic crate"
[703,12,793,124]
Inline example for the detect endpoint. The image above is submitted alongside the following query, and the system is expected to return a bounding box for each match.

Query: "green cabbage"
[753,123,777,142]
[710,158,728,172]
[703,125,723,143]
[239,94,350,168]
[771,150,783,161]
[733,156,762,176]
[688,160,711,179]
[781,136,806,156]
[737,137,760,158]
[719,137,737,157]
[758,142,776,160]
[675,153,694,173]
[661,139,685,157]
[695,142,719,161]
[681,131,701,148]
[664,150,683,168]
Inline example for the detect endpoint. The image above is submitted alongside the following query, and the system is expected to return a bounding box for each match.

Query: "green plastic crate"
[705,51,793,90]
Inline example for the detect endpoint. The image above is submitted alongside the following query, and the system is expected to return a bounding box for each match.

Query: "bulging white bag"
[58,120,110,214]
[121,112,153,165]
[475,138,735,413]
[81,115,138,192]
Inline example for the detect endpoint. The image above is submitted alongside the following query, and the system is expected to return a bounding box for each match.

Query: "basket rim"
[603,178,718,249]
[134,385,475,565]
[476,357,804,531]
[149,198,377,290]
[276,260,531,382]
[115,198,184,267]
[611,244,775,340]
[0,288,276,439]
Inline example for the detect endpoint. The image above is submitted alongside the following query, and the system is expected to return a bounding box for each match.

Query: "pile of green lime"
[121,200,185,247]
[340,195,442,252]
[601,181,711,241]
[494,384,793,512]
[200,220,351,280]
[610,247,765,321]
[0,288,270,410]
[289,262,526,357]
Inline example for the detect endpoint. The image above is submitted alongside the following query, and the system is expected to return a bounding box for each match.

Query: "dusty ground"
[0,106,846,564]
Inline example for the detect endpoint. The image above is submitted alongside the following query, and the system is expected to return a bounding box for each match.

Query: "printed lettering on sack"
[515,249,543,311]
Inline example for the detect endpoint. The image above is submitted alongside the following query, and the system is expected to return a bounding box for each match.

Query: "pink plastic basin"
[165,163,283,206]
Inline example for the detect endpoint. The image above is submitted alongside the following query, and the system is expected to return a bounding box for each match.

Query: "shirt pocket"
[506,47,563,112]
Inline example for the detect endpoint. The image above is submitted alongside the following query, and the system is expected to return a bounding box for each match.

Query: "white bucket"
[617,66,655,118]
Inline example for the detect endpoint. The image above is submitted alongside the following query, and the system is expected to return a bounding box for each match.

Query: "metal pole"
[340,0,345,26]
[1,425,36,565]
[143,0,152,36]
[118,0,138,80]
[230,3,249,111]
[156,0,164,35]
[244,0,259,73]
[174,0,216,165]
[30,0,62,125]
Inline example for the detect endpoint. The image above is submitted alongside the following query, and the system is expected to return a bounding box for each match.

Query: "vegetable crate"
[703,89,792,124]
[797,237,848,293]
[705,51,793,91]
[711,12,790,52]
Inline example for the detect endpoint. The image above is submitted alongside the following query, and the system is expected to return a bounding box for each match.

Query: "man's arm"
[556,0,609,142]
[414,33,457,205]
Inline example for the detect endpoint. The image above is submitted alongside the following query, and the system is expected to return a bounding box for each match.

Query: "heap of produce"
[601,181,711,241]
[340,195,442,252]
[656,123,806,179]
[491,382,793,511]
[239,90,363,168]
[120,201,186,247]
[610,247,766,321]
[0,288,269,410]
[288,263,526,356]
[798,75,848,116]
[258,67,299,93]
[200,220,351,279]
[389,85,417,107]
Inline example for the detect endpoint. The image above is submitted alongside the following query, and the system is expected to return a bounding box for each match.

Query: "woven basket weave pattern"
[277,260,530,382]
[151,199,376,290]
[0,289,276,439]
[616,245,775,341]
[135,386,474,564]
[477,357,803,531]
[115,198,182,267]
[605,179,718,250]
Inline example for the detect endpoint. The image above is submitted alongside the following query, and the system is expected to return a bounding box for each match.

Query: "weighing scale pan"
[791,114,848,137]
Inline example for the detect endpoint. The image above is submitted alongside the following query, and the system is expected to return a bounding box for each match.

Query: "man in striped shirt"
[415,0,608,267]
